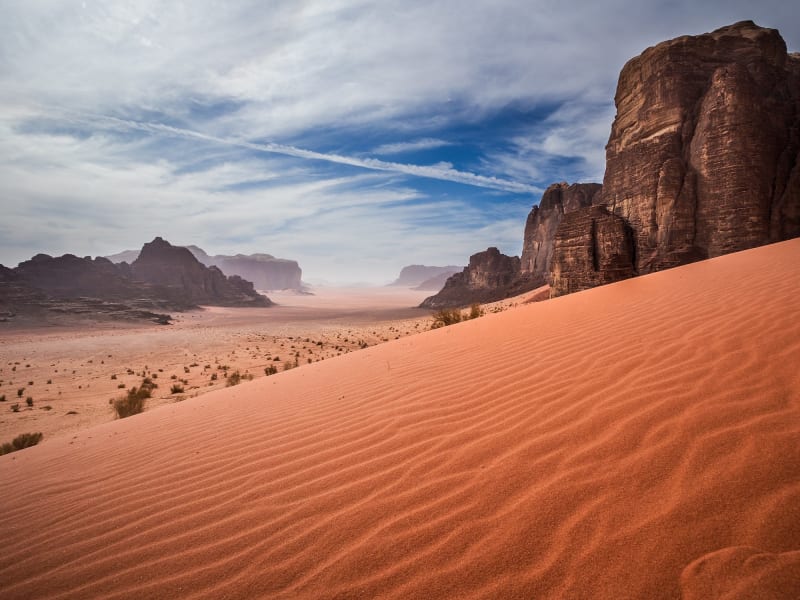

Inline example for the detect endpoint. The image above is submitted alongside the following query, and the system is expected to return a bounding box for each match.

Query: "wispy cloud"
[372,138,453,155]
[60,111,539,194]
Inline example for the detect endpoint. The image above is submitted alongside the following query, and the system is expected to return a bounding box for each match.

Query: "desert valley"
[2,12,800,600]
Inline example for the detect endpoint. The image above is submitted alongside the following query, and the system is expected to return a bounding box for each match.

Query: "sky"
[1,1,798,284]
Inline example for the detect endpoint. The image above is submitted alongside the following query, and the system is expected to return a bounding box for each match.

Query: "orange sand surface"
[1,240,799,598]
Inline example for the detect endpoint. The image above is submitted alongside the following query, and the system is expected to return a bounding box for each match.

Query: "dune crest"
[1,239,799,599]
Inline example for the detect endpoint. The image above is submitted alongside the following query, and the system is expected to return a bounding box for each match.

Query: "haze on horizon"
[1,1,797,284]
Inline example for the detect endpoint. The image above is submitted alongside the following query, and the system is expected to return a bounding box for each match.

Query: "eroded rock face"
[601,20,800,273]
[132,238,271,307]
[520,182,601,283]
[550,206,635,297]
[420,247,523,308]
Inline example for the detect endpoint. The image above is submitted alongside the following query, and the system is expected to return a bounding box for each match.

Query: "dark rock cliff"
[600,20,800,274]
[420,248,524,308]
[132,238,271,307]
[520,182,602,284]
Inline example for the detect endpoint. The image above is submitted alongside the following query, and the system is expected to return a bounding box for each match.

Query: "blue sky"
[1,1,797,284]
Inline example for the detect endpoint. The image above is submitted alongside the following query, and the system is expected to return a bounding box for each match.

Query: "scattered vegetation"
[26,397,33,407]
[264,365,278,376]
[170,383,184,394]
[1,432,44,455]
[17,388,24,398]
[226,371,253,387]
[11,403,20,413]
[111,377,156,419]
[431,303,483,329]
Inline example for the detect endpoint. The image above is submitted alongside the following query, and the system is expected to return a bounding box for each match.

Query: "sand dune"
[1,239,799,599]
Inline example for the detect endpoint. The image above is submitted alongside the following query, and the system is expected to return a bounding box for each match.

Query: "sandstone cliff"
[601,20,800,274]
[520,182,601,284]
[550,206,636,296]
[419,248,524,308]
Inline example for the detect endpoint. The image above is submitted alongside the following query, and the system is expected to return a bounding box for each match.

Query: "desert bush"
[17,388,24,397]
[264,365,278,376]
[1,432,43,455]
[11,403,20,412]
[431,308,463,329]
[170,383,184,394]
[111,378,154,418]
[468,303,483,320]
[0,394,5,402]
[117,383,126,389]
[226,371,242,386]
[111,374,117,380]
[26,397,33,407]
[210,373,218,381]
[283,361,294,372]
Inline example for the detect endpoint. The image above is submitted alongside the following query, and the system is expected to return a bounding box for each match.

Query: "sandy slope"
[1,240,799,599]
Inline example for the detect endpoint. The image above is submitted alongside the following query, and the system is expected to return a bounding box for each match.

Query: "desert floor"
[0,286,444,443]
[1,241,799,598]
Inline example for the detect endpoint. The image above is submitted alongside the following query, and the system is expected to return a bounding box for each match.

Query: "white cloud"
[372,138,453,155]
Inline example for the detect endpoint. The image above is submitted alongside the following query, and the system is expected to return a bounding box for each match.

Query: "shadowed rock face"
[550,206,636,297]
[520,182,602,284]
[132,238,272,307]
[601,20,800,273]
[420,248,524,308]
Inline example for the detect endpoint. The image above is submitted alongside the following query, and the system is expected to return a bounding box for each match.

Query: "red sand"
[1,240,799,598]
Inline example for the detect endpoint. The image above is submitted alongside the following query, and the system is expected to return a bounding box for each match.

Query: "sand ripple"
[1,240,799,598]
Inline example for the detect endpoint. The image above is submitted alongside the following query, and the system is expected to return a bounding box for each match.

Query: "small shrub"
[210,372,218,381]
[170,384,184,394]
[111,377,154,418]
[46,379,52,384]
[111,374,117,380]
[1,432,44,455]
[283,361,294,372]
[431,308,464,329]
[17,388,24,397]
[11,403,21,412]
[226,371,242,387]
[117,383,126,389]
[468,303,483,320]
[264,365,278,376]
[26,397,33,407]
[0,394,5,402]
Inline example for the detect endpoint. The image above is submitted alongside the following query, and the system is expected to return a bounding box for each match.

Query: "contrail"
[63,111,539,195]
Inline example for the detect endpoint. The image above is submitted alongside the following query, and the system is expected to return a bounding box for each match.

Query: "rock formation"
[539,21,800,297]
[185,246,303,291]
[131,238,271,307]
[520,182,601,284]
[550,206,636,296]
[390,265,462,288]
[601,20,800,274]
[1,237,272,324]
[420,248,524,308]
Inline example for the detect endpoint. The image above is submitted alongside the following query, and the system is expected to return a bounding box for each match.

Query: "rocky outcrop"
[420,248,525,308]
[132,238,271,307]
[550,206,636,296]
[390,265,462,288]
[520,182,601,284]
[601,20,800,273]
[186,246,302,291]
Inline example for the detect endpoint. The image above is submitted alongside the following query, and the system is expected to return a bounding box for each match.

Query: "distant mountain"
[107,245,303,291]
[413,271,457,292]
[104,249,140,264]
[1,237,272,324]
[132,238,272,307]
[185,246,302,291]
[389,265,462,288]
